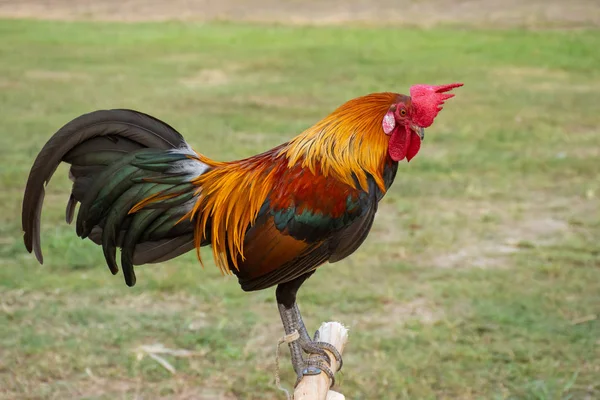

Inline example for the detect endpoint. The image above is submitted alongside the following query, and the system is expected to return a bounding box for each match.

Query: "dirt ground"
[0,0,598,27]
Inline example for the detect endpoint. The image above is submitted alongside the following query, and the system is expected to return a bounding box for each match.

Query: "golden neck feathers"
[187,92,399,273]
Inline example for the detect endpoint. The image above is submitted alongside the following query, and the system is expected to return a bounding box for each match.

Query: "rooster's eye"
[400,109,407,117]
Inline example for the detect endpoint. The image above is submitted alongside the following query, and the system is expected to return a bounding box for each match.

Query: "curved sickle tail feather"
[22,109,210,286]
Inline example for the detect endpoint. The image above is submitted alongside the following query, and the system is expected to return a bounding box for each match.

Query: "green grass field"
[0,19,599,399]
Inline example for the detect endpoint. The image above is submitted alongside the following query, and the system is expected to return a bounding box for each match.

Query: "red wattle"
[406,130,421,162]
[388,126,422,162]
[388,126,407,161]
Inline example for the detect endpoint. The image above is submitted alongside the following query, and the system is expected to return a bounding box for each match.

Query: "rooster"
[22,83,462,385]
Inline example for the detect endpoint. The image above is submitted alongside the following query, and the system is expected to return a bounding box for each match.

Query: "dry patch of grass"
[2,373,237,400]
[371,187,595,271]
[0,0,598,28]
[0,79,19,89]
[353,298,445,338]
[431,214,569,269]
[180,69,232,88]
[24,69,90,82]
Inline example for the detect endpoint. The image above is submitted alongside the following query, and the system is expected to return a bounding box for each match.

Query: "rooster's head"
[382,83,463,162]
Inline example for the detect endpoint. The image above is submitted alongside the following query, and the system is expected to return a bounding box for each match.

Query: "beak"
[412,124,425,141]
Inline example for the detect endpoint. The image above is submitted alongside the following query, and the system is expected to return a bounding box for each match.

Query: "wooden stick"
[293,322,348,400]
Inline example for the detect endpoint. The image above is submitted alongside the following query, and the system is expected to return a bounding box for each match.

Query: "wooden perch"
[293,322,349,400]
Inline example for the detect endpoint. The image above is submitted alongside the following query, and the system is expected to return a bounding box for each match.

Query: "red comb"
[410,83,463,128]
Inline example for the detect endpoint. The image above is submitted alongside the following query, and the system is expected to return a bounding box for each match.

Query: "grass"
[0,18,599,399]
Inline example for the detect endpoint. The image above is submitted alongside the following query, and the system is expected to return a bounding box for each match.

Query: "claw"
[294,359,336,388]
[300,340,332,365]
[313,329,343,370]
[313,341,343,371]
[291,339,342,388]
[301,338,343,372]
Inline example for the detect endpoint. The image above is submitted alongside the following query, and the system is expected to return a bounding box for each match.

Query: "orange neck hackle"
[282,92,399,193]
[185,93,401,274]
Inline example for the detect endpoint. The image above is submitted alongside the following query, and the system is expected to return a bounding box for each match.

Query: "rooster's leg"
[276,272,343,387]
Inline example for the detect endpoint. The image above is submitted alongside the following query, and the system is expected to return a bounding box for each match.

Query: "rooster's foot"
[292,351,336,388]
[299,332,343,371]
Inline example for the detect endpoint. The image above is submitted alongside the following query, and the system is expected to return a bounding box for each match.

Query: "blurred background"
[0,1,599,399]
